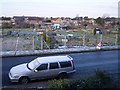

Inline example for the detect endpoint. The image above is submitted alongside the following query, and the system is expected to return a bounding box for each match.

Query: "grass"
[2,28,119,51]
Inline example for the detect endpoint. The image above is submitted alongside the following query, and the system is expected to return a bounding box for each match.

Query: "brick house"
[50,17,64,24]
[25,17,44,25]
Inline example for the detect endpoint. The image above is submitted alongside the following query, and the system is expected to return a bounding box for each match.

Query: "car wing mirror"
[34,70,38,72]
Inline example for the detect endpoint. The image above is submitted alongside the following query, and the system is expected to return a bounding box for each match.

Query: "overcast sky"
[0,0,119,18]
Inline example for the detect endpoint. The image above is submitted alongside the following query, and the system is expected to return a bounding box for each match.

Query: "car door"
[47,62,60,78]
[33,63,49,80]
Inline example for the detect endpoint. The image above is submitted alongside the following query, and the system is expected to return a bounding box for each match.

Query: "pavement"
[1,45,120,57]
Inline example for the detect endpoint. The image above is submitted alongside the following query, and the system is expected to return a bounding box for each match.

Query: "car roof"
[35,55,73,64]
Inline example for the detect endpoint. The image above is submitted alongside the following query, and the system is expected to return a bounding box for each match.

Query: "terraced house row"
[0,16,120,31]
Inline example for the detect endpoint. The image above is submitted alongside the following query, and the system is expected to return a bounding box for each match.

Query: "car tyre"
[58,73,68,79]
[19,77,30,84]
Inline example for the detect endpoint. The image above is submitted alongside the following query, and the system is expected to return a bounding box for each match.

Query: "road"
[2,50,120,88]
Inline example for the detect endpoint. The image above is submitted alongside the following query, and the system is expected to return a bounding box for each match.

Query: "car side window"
[49,62,59,69]
[36,63,48,71]
[60,61,72,68]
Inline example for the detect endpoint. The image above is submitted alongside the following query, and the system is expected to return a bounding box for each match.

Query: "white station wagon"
[9,55,76,84]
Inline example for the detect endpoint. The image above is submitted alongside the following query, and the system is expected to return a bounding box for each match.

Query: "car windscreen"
[28,59,40,70]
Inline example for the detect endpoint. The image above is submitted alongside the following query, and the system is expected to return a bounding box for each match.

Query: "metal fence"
[1,29,119,51]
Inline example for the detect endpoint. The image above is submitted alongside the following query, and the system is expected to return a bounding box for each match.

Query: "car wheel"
[58,73,68,79]
[19,77,30,84]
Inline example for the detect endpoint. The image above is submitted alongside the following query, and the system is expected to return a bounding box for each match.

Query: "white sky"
[0,0,119,18]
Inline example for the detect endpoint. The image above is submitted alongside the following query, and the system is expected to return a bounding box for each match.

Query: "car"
[9,55,76,84]
[58,45,68,49]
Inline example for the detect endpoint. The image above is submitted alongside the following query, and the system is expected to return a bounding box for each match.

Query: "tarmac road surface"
[2,50,119,88]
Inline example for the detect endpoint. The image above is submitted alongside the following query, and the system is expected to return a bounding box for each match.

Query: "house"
[50,17,64,24]
[0,17,13,28]
[0,17,12,23]
[13,16,25,23]
[40,19,53,30]
[88,18,96,25]
[25,17,45,25]
[83,18,96,25]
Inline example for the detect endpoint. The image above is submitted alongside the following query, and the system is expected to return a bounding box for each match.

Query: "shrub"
[95,70,116,88]
[48,79,70,90]
[48,70,117,90]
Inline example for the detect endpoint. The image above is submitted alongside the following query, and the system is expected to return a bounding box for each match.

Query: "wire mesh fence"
[1,29,119,51]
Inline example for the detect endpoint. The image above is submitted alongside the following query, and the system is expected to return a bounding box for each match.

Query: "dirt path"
[2,37,33,51]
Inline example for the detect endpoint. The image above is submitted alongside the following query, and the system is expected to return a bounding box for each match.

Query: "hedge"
[48,70,118,90]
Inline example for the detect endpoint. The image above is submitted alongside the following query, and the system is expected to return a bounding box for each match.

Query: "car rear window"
[49,62,59,69]
[60,61,72,68]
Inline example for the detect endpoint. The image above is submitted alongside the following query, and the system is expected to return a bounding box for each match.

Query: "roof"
[1,17,11,20]
[50,18,59,21]
[36,55,73,64]
[27,17,44,21]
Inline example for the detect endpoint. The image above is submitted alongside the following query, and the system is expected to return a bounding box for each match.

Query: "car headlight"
[12,74,20,78]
